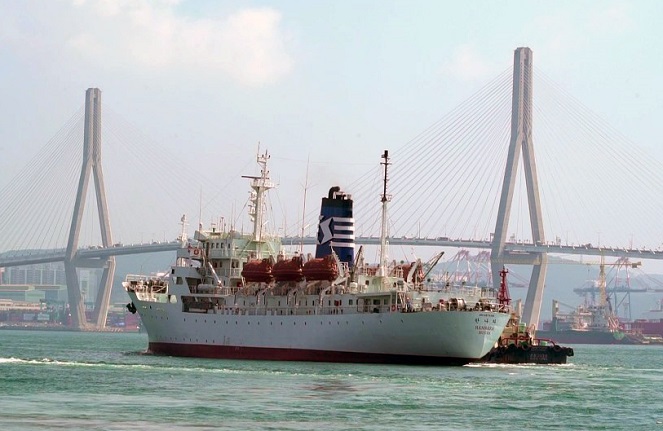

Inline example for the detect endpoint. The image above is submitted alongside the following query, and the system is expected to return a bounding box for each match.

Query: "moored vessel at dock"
[630,299,663,343]
[124,150,510,365]
[536,300,642,345]
[537,257,644,345]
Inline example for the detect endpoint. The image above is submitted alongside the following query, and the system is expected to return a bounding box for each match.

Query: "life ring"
[193,248,200,256]
[520,343,531,351]
[553,345,562,353]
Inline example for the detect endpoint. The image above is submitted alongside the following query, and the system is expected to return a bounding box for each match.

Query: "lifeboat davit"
[272,256,304,282]
[242,258,274,283]
[303,255,339,281]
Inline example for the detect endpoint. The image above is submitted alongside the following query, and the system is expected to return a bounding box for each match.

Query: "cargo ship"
[536,255,647,344]
[630,299,663,343]
[536,299,641,344]
[124,150,510,365]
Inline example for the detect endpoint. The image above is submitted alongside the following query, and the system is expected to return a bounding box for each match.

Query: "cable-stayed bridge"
[2,47,663,330]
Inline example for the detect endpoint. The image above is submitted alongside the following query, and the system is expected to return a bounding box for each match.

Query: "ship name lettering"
[475,325,495,334]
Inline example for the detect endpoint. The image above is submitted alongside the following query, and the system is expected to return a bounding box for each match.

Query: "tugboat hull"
[480,343,574,365]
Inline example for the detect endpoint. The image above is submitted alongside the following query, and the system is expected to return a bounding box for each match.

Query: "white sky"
[1,0,662,248]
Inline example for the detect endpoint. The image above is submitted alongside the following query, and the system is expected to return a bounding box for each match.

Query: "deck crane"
[349,245,365,282]
[422,251,445,281]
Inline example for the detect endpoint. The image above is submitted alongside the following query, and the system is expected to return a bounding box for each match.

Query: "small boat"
[480,338,574,365]
[302,255,339,281]
[272,255,304,282]
[241,258,274,283]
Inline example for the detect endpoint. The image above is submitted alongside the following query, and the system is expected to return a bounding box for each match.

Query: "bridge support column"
[523,253,548,326]
[63,262,86,329]
[65,88,115,330]
[93,258,115,327]
[490,47,548,328]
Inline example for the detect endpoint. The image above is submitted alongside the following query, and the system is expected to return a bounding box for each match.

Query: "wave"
[0,356,154,370]
[0,357,55,365]
[0,355,337,378]
[465,362,576,368]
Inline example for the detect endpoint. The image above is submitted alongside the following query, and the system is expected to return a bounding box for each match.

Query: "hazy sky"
[1,0,662,249]
[3,0,663,319]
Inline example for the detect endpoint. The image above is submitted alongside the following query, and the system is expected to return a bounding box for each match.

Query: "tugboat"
[481,319,574,365]
[479,267,574,365]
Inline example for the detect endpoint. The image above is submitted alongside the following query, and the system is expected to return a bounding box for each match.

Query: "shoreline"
[0,323,140,333]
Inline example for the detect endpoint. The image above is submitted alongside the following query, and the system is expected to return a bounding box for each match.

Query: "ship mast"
[242,150,274,245]
[178,214,188,243]
[299,155,310,254]
[378,150,391,277]
[498,266,511,308]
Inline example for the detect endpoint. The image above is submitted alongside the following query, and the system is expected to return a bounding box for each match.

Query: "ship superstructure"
[125,150,510,364]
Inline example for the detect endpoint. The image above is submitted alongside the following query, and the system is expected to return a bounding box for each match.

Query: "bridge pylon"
[490,47,548,329]
[64,88,115,330]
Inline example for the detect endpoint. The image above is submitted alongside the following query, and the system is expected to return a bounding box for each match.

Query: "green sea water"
[1,329,662,430]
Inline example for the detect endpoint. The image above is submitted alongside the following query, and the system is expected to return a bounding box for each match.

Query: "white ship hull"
[128,292,508,365]
[125,150,511,365]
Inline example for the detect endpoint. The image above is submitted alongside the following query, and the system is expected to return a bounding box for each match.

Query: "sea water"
[1,329,662,430]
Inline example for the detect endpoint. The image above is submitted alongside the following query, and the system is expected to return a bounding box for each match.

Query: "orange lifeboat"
[303,255,339,281]
[242,258,274,283]
[272,256,304,282]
